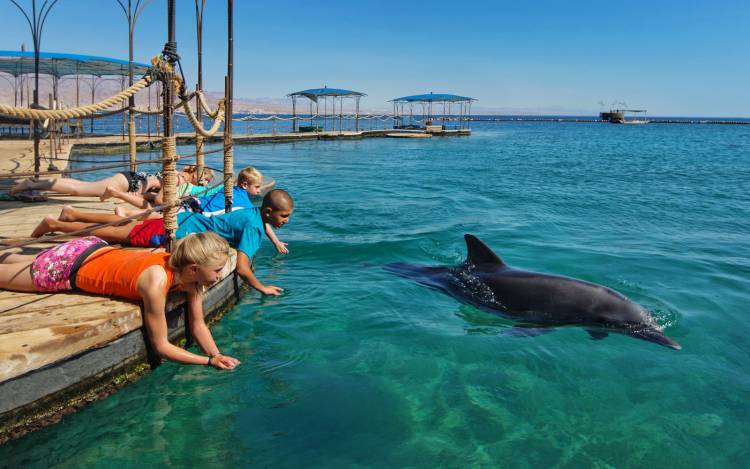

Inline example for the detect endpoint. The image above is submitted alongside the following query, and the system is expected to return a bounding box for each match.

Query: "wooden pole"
[127,0,137,171]
[195,0,206,181]
[162,0,178,252]
[223,0,234,213]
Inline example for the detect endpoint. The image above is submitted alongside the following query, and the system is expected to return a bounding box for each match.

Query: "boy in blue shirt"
[194,167,260,216]
[31,189,295,296]
[189,167,287,253]
[176,189,293,295]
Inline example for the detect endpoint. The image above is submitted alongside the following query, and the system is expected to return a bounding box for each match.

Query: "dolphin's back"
[473,267,641,326]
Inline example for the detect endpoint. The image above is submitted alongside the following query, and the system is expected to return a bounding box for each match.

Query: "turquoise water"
[3,122,750,467]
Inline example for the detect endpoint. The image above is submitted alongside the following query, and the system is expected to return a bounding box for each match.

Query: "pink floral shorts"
[31,236,108,292]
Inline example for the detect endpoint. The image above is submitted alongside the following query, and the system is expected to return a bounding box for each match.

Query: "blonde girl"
[0,232,240,369]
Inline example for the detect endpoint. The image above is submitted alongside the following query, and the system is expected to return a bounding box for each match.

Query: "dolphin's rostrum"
[386,234,681,350]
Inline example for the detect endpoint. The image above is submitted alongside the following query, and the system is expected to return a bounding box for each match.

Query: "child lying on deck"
[103,166,288,254]
[0,232,240,369]
[11,169,163,197]
[11,165,210,202]
[30,189,295,296]
[103,166,221,216]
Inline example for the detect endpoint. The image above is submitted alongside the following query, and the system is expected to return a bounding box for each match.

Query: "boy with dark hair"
[30,189,295,296]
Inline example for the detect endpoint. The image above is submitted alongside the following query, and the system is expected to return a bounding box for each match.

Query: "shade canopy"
[288,86,366,102]
[0,50,150,78]
[391,93,475,103]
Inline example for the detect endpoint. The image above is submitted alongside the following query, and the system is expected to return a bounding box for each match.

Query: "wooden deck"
[0,139,244,443]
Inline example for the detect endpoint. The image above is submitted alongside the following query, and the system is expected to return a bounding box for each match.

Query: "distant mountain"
[0,83,600,116]
[0,83,386,115]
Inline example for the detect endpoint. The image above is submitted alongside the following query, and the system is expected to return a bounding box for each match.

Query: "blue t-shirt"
[176,207,264,258]
[196,186,253,216]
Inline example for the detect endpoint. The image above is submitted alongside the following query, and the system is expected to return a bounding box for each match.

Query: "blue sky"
[2,0,748,116]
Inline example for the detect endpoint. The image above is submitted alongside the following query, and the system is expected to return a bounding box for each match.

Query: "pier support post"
[161,0,178,252]
[223,0,234,213]
[195,0,206,180]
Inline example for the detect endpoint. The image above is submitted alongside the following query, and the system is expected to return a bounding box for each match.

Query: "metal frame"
[287,86,365,133]
[390,92,475,131]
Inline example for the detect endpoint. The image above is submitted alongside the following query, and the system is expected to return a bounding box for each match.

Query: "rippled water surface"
[3,121,750,467]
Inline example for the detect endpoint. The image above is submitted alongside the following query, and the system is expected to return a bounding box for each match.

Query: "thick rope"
[82,107,130,120]
[235,114,394,122]
[0,77,153,120]
[181,97,225,137]
[195,133,205,183]
[223,143,233,207]
[161,136,178,234]
[195,90,221,119]
[128,114,137,172]
[133,107,163,115]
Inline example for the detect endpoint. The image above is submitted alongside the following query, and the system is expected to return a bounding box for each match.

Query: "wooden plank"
[0,301,141,382]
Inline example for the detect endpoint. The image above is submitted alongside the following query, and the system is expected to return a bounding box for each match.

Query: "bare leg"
[114,206,159,220]
[101,185,151,208]
[12,173,129,197]
[0,259,36,292]
[30,216,137,243]
[0,253,36,264]
[58,205,129,225]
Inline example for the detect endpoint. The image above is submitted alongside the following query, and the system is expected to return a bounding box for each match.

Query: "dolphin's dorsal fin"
[464,234,506,267]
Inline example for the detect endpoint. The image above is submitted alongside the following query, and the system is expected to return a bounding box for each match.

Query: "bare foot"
[114,206,127,217]
[100,186,117,202]
[31,215,56,238]
[10,179,34,195]
[58,205,77,222]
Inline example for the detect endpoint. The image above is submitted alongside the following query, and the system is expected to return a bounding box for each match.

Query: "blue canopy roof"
[0,51,150,78]
[390,93,475,103]
[288,86,366,102]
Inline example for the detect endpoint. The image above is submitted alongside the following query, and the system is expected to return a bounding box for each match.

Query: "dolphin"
[385,234,681,350]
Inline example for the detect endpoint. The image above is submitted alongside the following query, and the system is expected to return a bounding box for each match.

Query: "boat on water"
[600,108,649,124]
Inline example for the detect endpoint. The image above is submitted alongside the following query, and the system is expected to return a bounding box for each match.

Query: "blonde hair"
[182,165,215,186]
[236,166,262,186]
[169,232,230,271]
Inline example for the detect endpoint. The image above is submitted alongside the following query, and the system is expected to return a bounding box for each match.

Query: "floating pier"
[0,138,248,444]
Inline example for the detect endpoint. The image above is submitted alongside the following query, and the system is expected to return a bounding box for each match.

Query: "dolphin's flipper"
[506,324,553,338]
[464,234,506,267]
[586,329,609,340]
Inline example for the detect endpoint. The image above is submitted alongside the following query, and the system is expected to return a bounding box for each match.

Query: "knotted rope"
[181,97,225,137]
[161,135,178,236]
[195,133,205,182]
[0,77,152,120]
[195,90,221,119]
[0,55,180,121]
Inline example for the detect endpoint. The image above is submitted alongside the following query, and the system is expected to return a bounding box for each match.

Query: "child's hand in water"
[260,285,284,296]
[210,354,241,370]
[274,241,289,254]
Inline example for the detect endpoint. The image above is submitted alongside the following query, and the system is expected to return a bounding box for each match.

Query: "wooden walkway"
[0,139,242,442]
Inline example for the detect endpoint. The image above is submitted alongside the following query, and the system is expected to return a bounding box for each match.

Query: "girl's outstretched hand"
[274,241,289,254]
[210,354,241,370]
